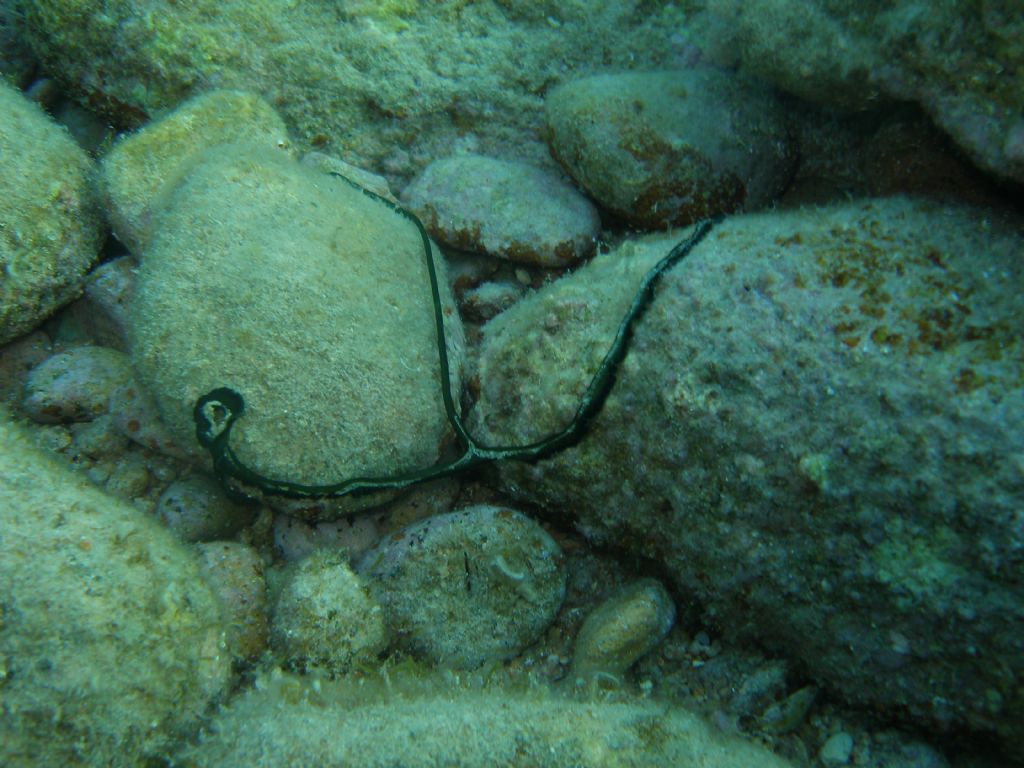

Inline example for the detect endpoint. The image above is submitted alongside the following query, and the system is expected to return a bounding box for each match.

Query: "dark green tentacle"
[193,172,717,504]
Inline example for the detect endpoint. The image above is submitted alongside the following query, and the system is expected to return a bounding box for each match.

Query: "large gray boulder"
[471,197,1024,748]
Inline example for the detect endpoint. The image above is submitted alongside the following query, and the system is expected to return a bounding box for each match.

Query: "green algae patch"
[101,89,292,253]
[0,412,230,767]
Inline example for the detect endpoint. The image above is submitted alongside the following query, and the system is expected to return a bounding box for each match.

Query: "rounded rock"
[103,453,152,499]
[158,473,254,543]
[129,143,465,519]
[67,255,136,351]
[356,504,566,668]
[695,0,1024,184]
[571,578,676,687]
[23,345,134,424]
[0,412,230,766]
[472,197,1024,746]
[270,548,388,675]
[272,512,381,563]
[545,69,795,228]
[109,379,192,460]
[0,331,51,405]
[101,89,291,253]
[272,514,323,562]
[402,154,600,267]
[460,279,527,323]
[69,413,131,458]
[0,80,103,344]
[819,731,854,766]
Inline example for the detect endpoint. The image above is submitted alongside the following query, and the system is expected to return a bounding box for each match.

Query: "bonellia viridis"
[193,172,717,504]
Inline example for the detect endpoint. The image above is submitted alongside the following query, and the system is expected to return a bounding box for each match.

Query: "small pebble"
[272,514,320,561]
[730,662,788,715]
[23,345,133,423]
[68,255,135,350]
[32,423,73,453]
[158,474,254,543]
[403,154,600,267]
[314,517,381,560]
[273,512,380,562]
[0,331,51,404]
[195,541,269,661]
[571,578,676,688]
[356,504,566,668]
[460,280,526,322]
[104,453,151,499]
[271,549,387,675]
[85,459,114,487]
[371,476,461,537]
[445,249,502,298]
[109,380,191,459]
[761,685,818,734]
[820,731,855,766]
[69,414,130,458]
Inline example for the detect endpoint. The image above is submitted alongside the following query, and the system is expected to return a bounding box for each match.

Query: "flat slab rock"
[471,196,1024,749]
[402,154,600,267]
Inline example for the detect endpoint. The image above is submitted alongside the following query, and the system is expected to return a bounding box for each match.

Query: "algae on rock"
[471,197,1024,749]
[22,0,691,182]
[101,89,292,253]
[0,412,230,767]
[271,548,388,675]
[129,143,464,518]
[357,505,566,668]
[181,668,796,768]
[697,0,1024,183]
[0,79,103,344]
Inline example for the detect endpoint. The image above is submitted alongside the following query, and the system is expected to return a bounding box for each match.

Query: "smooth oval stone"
[545,69,795,227]
[403,154,600,267]
[356,504,566,668]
